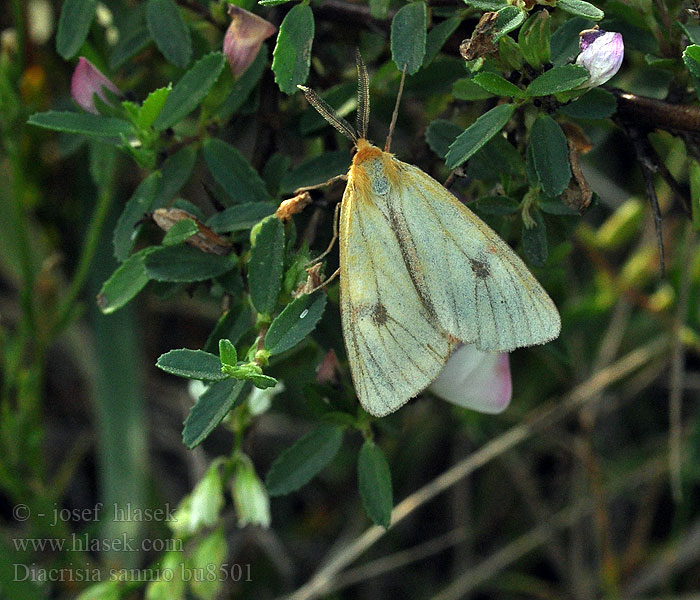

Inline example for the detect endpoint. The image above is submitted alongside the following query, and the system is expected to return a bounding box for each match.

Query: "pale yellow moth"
[299,55,561,417]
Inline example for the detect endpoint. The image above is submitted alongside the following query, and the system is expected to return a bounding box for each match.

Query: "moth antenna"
[384,63,408,153]
[355,50,370,140]
[298,85,358,144]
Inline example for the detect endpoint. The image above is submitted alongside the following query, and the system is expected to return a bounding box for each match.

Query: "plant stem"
[51,162,118,338]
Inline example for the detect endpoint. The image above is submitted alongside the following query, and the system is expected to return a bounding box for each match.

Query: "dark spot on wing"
[371,302,388,326]
[469,258,490,279]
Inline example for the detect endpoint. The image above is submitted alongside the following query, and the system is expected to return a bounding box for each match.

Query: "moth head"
[297,50,371,146]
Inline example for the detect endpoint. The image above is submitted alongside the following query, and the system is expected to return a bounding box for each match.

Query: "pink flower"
[429,344,512,414]
[223,5,276,78]
[575,29,624,88]
[71,57,120,114]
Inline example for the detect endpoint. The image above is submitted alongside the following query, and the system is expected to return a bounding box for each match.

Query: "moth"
[298,55,561,417]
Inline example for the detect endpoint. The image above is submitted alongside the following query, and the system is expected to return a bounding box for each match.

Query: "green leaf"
[204,306,254,354]
[452,78,493,101]
[113,172,159,261]
[265,292,327,355]
[266,424,344,495]
[684,45,700,78]
[217,46,268,120]
[259,0,294,4]
[391,2,427,75]
[202,138,271,204]
[423,16,461,67]
[358,440,393,529]
[146,0,192,68]
[153,52,226,131]
[162,218,198,245]
[189,529,228,598]
[56,0,98,59]
[425,119,462,159]
[550,17,591,66]
[110,18,151,70]
[183,379,247,447]
[466,134,525,180]
[369,0,390,19]
[526,64,589,96]
[530,115,571,197]
[136,85,171,129]
[219,339,237,367]
[280,151,350,194]
[248,217,285,314]
[680,23,700,46]
[472,72,526,98]
[248,373,278,389]
[558,87,616,119]
[522,210,548,267]
[474,195,520,215]
[27,111,135,138]
[263,153,291,196]
[445,103,515,169]
[97,248,155,314]
[499,35,524,71]
[153,145,198,209]
[539,199,579,215]
[145,245,237,282]
[557,0,604,20]
[272,4,315,94]
[464,0,507,8]
[156,349,228,381]
[493,6,526,41]
[206,203,277,233]
[518,9,550,70]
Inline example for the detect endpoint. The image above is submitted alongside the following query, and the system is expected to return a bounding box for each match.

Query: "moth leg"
[307,201,341,267]
[293,174,347,195]
[304,267,340,295]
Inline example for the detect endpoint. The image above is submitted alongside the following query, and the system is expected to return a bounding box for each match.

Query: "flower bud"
[429,344,512,414]
[71,57,120,114]
[232,455,271,528]
[223,5,276,78]
[575,29,624,88]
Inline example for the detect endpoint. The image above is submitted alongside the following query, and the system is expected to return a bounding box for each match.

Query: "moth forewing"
[339,155,457,416]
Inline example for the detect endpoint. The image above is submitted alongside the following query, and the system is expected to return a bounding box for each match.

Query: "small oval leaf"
[146,0,192,68]
[156,349,227,381]
[472,72,526,98]
[27,111,135,138]
[183,379,247,448]
[248,217,285,314]
[522,210,548,267]
[57,0,98,59]
[97,248,155,314]
[265,292,327,355]
[557,0,604,20]
[153,52,226,131]
[358,440,393,528]
[113,172,160,261]
[145,245,237,282]
[530,115,571,197]
[391,2,427,75]
[266,424,344,495]
[526,64,589,97]
[272,4,315,94]
[445,103,515,169]
[203,138,271,204]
